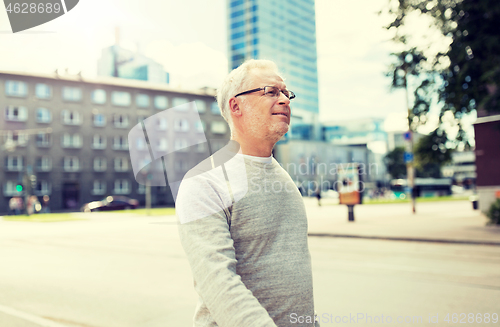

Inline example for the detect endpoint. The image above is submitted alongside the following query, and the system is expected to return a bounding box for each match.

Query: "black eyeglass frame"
[234,86,296,100]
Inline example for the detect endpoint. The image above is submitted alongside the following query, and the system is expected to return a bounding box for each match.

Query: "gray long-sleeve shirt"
[176,153,316,326]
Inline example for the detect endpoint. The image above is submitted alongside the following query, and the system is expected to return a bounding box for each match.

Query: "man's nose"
[278,91,290,105]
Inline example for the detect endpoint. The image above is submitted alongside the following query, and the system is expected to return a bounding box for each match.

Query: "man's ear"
[228,97,242,117]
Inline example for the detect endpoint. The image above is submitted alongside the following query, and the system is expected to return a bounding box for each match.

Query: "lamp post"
[403,68,416,214]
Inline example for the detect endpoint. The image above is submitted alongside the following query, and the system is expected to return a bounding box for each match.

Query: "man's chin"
[273,123,289,138]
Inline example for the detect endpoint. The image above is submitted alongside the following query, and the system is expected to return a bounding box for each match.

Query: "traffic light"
[16,184,23,192]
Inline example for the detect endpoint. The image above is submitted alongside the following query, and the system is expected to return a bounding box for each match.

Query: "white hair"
[216,59,280,131]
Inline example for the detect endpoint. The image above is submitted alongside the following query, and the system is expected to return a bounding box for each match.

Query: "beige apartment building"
[0,71,230,213]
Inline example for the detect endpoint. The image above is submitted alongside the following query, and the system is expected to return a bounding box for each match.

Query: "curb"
[308,233,500,246]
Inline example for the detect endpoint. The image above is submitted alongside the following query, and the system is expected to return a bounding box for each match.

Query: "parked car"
[81,196,139,212]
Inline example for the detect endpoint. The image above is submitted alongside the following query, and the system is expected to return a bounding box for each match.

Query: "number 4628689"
[444,313,498,324]
[5,2,62,14]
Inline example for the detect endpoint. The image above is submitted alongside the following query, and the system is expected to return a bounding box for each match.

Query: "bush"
[486,199,500,225]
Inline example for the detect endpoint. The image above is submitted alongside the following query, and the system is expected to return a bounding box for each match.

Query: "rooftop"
[0,70,217,97]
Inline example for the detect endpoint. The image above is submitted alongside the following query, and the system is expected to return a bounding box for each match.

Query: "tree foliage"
[414,128,453,177]
[384,147,407,179]
[383,0,500,145]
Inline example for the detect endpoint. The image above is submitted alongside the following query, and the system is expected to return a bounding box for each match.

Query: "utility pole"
[403,69,416,214]
[146,176,151,216]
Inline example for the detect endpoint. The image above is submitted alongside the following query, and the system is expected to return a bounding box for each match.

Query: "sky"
[0,0,457,134]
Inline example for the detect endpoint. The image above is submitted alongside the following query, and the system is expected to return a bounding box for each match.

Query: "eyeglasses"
[234,86,296,100]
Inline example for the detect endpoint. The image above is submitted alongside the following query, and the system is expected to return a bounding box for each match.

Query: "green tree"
[387,48,436,131]
[382,0,500,146]
[414,128,453,178]
[384,147,407,179]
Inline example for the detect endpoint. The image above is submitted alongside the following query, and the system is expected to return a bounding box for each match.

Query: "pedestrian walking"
[176,60,319,326]
[316,189,322,206]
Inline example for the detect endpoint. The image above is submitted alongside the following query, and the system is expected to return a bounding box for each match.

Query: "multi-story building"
[322,117,389,184]
[97,45,170,84]
[274,140,380,194]
[0,71,229,213]
[441,150,476,188]
[323,117,387,147]
[227,0,320,140]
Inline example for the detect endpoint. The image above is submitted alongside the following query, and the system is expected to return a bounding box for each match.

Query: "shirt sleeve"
[176,170,277,327]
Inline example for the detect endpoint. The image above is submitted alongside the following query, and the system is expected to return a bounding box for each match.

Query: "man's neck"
[231,133,276,157]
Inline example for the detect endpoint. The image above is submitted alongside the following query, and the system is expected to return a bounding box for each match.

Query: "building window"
[113,136,128,150]
[62,86,82,102]
[36,108,52,123]
[34,181,51,195]
[35,156,52,172]
[5,155,23,171]
[36,132,51,147]
[5,106,27,121]
[92,180,106,195]
[173,97,188,107]
[114,157,129,172]
[196,143,206,153]
[156,138,168,151]
[112,91,131,106]
[195,100,206,113]
[114,179,130,194]
[113,114,129,128]
[137,183,146,194]
[93,113,106,127]
[5,80,28,97]
[157,118,168,130]
[92,135,106,149]
[211,102,221,114]
[35,83,52,99]
[174,139,188,152]
[63,157,80,172]
[5,131,28,147]
[174,119,189,132]
[195,121,205,133]
[136,138,147,151]
[91,89,107,104]
[136,94,150,108]
[61,110,82,125]
[3,181,22,196]
[174,160,188,173]
[93,157,107,172]
[211,121,227,134]
[154,95,168,109]
[62,134,82,148]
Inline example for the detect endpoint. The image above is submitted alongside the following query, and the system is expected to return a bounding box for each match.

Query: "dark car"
[81,196,139,212]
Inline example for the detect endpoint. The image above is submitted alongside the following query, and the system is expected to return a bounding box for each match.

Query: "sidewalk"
[304,198,500,245]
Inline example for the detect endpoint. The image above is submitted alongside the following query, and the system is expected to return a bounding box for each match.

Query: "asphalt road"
[0,208,499,327]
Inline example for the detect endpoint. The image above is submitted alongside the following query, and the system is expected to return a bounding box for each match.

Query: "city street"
[1,202,499,327]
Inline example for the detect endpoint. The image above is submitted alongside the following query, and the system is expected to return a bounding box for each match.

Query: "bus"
[390,178,452,199]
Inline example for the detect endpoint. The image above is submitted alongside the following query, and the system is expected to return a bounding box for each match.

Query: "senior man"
[176,59,318,327]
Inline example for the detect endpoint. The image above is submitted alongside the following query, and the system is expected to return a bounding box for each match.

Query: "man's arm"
[177,173,277,327]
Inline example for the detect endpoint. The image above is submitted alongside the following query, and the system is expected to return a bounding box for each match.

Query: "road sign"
[404,131,412,141]
[404,152,414,163]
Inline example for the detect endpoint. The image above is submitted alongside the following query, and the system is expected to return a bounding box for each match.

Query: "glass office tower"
[228,0,320,140]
